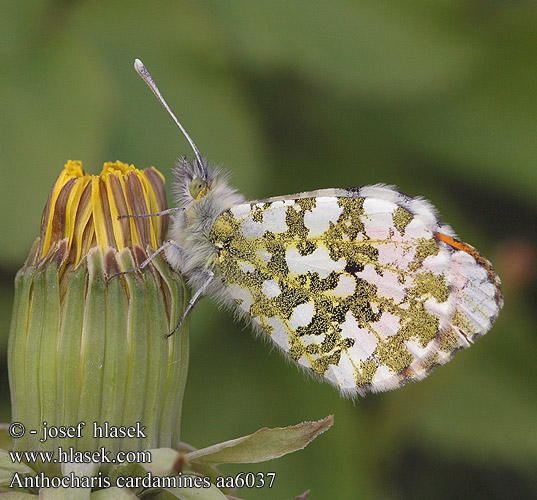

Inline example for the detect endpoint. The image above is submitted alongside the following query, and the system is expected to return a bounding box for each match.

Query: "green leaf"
[0,449,36,487]
[39,487,90,500]
[0,493,39,499]
[61,463,100,479]
[0,426,13,452]
[186,415,333,465]
[90,487,138,499]
[163,480,228,500]
[286,491,311,500]
[138,448,180,476]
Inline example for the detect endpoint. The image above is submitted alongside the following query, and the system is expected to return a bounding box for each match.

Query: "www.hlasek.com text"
[9,447,151,465]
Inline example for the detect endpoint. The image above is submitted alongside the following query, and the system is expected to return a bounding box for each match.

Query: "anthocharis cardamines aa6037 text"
[117,59,503,398]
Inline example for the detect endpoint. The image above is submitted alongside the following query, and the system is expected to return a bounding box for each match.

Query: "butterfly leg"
[107,240,178,281]
[167,271,215,338]
[118,207,184,219]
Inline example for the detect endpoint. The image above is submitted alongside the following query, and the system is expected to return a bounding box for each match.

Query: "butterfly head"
[174,155,221,207]
[189,177,208,200]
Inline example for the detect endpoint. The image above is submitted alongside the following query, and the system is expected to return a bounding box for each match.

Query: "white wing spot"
[241,217,265,238]
[289,302,315,329]
[342,312,378,362]
[370,312,400,338]
[286,246,345,278]
[262,202,288,233]
[262,279,281,298]
[228,284,254,312]
[240,262,255,273]
[376,242,416,269]
[265,316,289,350]
[329,273,355,296]
[303,198,341,237]
[357,264,405,302]
[362,198,398,239]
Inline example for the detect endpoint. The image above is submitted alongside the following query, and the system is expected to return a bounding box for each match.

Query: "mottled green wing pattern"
[208,186,502,396]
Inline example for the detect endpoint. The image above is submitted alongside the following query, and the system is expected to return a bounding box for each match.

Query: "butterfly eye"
[189,178,208,199]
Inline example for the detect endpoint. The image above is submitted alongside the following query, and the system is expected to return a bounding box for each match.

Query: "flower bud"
[8,161,188,475]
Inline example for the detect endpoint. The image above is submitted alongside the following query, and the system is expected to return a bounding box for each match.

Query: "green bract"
[7,161,188,477]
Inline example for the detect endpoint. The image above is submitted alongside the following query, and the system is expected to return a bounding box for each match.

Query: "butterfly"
[123,59,503,398]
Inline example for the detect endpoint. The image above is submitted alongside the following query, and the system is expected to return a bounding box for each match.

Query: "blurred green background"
[1,1,537,499]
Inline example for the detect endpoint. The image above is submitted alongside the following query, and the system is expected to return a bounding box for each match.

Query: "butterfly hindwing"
[208,186,502,396]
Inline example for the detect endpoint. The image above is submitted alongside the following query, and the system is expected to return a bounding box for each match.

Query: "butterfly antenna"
[134,58,203,167]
